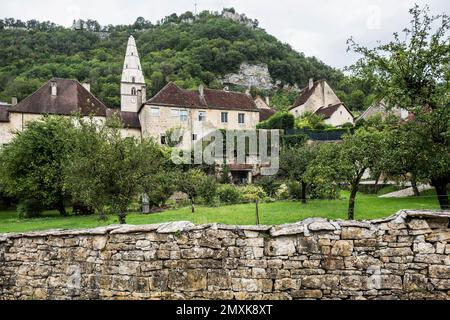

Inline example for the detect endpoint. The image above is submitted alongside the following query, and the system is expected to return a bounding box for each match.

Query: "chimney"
[308,78,314,90]
[265,96,270,107]
[51,81,57,96]
[11,97,17,106]
[245,88,251,97]
[82,83,90,92]
[198,84,204,98]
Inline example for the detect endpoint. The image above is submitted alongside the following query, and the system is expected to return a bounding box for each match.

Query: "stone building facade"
[0,210,448,300]
[290,79,354,127]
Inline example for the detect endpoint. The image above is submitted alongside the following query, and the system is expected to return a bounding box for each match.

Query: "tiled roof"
[259,108,276,122]
[106,109,141,129]
[314,103,353,119]
[145,82,258,112]
[8,78,108,117]
[290,79,324,110]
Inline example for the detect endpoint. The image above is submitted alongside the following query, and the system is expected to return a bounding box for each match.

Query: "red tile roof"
[106,109,141,129]
[8,78,108,117]
[259,108,276,122]
[314,103,354,119]
[145,82,258,112]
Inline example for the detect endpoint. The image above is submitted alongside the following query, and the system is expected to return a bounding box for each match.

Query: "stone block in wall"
[301,275,339,290]
[341,227,375,239]
[265,237,296,256]
[168,270,207,292]
[429,265,450,279]
[331,240,354,257]
[403,273,428,292]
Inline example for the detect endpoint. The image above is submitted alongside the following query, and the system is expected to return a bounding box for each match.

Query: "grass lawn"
[0,190,441,234]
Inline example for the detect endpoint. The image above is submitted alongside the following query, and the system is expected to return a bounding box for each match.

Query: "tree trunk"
[190,197,195,213]
[347,170,365,220]
[56,198,67,216]
[347,183,358,220]
[301,181,307,204]
[118,212,127,224]
[432,179,449,210]
[411,174,420,197]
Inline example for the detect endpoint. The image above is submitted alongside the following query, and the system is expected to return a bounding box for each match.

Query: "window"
[238,113,245,124]
[161,135,166,145]
[131,87,136,95]
[150,107,160,117]
[221,112,228,123]
[132,77,135,83]
[198,111,206,122]
[171,109,180,118]
[192,134,197,141]
[180,110,188,122]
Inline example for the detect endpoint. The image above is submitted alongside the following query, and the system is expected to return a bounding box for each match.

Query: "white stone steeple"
[121,35,146,112]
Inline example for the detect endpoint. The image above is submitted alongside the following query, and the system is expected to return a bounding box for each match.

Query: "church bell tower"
[121,35,146,112]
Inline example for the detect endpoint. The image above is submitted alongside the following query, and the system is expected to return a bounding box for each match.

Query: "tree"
[64,117,111,220]
[257,111,295,130]
[177,169,210,213]
[338,129,384,219]
[279,143,318,203]
[0,116,76,215]
[348,4,450,209]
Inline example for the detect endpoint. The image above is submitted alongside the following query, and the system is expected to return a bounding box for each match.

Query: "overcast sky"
[1,0,448,68]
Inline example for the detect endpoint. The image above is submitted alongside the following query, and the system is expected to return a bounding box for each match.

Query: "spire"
[121,35,145,84]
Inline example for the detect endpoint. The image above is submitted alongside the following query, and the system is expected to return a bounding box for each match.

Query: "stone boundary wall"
[0,210,449,300]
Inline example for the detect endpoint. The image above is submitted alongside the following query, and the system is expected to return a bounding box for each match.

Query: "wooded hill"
[0,8,375,110]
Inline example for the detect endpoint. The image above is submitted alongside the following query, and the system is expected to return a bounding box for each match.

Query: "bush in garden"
[287,181,303,200]
[238,185,267,203]
[217,184,241,204]
[17,198,43,218]
[199,176,218,206]
[275,184,290,200]
[255,176,282,197]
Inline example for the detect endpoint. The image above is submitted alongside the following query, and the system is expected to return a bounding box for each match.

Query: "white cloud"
[0,0,448,68]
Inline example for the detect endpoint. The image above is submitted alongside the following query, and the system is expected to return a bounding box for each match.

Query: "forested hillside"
[0,9,375,110]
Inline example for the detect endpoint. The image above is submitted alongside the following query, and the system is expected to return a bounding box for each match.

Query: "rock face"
[222,63,275,90]
[0,210,449,300]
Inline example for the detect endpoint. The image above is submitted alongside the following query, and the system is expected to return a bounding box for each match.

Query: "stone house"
[358,99,411,122]
[289,79,354,127]
[0,78,141,146]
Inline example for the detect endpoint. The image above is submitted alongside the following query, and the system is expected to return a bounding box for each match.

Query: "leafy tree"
[177,169,210,213]
[295,112,332,130]
[348,4,449,209]
[338,129,384,219]
[0,116,76,215]
[279,143,318,203]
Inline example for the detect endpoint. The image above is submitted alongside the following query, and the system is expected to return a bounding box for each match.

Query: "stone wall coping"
[0,210,448,240]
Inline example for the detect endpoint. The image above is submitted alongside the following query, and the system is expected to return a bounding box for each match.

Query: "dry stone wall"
[0,210,449,300]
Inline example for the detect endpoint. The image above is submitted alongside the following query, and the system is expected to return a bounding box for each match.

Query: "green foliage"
[282,133,307,147]
[217,184,241,204]
[286,181,302,200]
[238,185,267,203]
[348,4,450,209]
[295,112,332,130]
[177,169,210,212]
[0,116,76,215]
[255,176,282,197]
[220,163,232,184]
[16,198,43,218]
[257,111,295,130]
[0,12,353,105]
[199,176,218,206]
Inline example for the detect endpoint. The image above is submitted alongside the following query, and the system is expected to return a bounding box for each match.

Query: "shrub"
[287,181,302,200]
[199,176,218,206]
[257,111,295,130]
[255,176,282,197]
[282,134,307,147]
[275,184,290,200]
[341,122,354,129]
[238,185,267,203]
[217,184,241,204]
[17,198,43,218]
